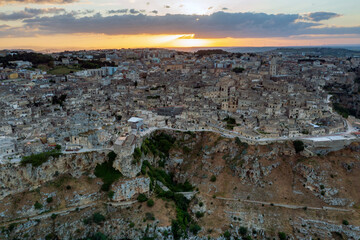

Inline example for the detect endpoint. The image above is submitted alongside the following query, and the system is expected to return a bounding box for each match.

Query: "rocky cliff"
[0,130,360,240]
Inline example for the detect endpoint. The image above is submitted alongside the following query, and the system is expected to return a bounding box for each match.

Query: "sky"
[0,0,359,51]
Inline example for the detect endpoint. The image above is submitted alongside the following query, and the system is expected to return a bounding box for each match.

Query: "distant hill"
[271,47,360,57]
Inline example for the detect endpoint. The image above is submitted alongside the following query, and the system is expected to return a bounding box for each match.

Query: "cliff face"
[0,130,360,240]
[0,151,107,200]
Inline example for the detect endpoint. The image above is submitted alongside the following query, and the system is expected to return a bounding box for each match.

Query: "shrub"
[278,232,287,240]
[235,137,249,149]
[108,191,115,199]
[129,222,135,228]
[145,212,155,221]
[232,67,245,73]
[8,223,17,232]
[195,211,204,218]
[293,140,304,153]
[239,226,248,235]
[132,147,142,163]
[51,214,57,220]
[92,212,105,225]
[147,199,154,207]
[21,149,62,167]
[34,201,43,209]
[46,197,53,203]
[190,224,201,235]
[210,175,217,182]
[223,230,231,239]
[342,220,349,225]
[137,193,148,202]
[45,233,57,240]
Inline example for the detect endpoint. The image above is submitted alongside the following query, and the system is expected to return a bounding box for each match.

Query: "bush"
[46,197,53,203]
[278,232,287,240]
[145,212,155,221]
[45,233,57,240]
[195,211,204,218]
[86,232,111,240]
[210,175,216,182]
[92,212,105,225]
[21,149,62,167]
[132,147,142,163]
[235,137,249,149]
[190,224,201,235]
[34,201,43,209]
[223,230,231,239]
[147,199,154,207]
[137,193,148,202]
[293,140,304,153]
[8,223,17,232]
[108,191,114,199]
[129,222,135,228]
[239,226,248,235]
[232,67,245,73]
[342,220,349,225]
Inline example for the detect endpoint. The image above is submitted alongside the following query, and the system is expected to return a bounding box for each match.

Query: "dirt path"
[215,196,354,212]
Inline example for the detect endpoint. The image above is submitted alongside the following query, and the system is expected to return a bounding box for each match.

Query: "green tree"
[147,199,154,207]
[278,232,287,240]
[34,201,43,209]
[293,140,304,153]
[137,193,148,202]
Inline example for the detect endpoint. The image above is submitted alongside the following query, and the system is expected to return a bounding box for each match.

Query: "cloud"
[129,9,140,14]
[0,7,64,20]
[108,9,128,14]
[305,12,341,22]
[151,10,158,14]
[0,24,10,28]
[1,10,357,39]
[0,0,77,4]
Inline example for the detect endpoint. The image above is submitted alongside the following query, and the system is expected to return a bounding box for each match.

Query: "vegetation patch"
[223,116,237,130]
[141,159,197,239]
[21,148,62,167]
[293,140,305,153]
[141,132,176,159]
[48,66,82,75]
[333,102,355,119]
[94,151,122,191]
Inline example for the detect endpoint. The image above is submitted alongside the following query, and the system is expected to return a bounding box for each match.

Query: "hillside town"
[1,48,360,162]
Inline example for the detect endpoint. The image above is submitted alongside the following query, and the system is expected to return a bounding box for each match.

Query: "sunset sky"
[0,0,359,50]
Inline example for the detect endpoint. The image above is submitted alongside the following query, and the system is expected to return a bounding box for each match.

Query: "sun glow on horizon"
[0,33,360,51]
